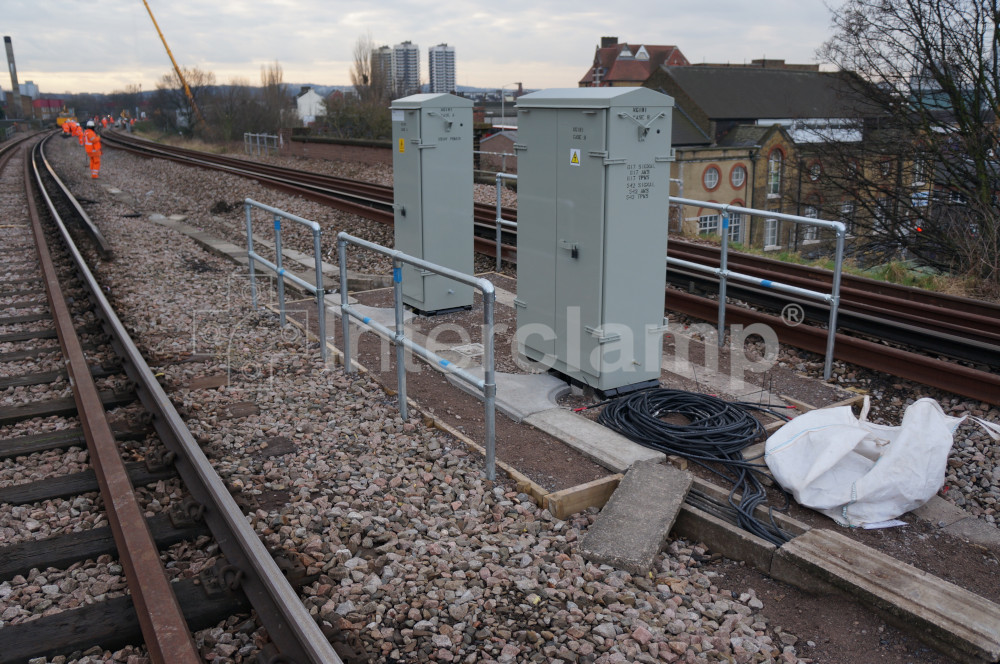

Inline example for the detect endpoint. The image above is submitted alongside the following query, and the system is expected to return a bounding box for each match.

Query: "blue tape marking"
[278,268,286,276]
[274,219,281,230]
[723,217,729,229]
[761,279,773,288]
[439,359,450,367]
[393,267,402,283]
[363,316,371,324]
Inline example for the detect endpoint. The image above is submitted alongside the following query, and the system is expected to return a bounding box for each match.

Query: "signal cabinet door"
[600,103,672,386]
[554,108,607,383]
[393,109,423,302]
[515,108,559,360]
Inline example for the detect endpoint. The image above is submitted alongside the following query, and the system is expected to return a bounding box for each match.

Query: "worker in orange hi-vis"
[83,120,102,179]
[101,117,108,129]
[73,121,85,146]
[61,121,73,138]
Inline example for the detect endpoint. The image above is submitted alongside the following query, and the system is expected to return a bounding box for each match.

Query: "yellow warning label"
[570,148,581,166]
[399,138,405,153]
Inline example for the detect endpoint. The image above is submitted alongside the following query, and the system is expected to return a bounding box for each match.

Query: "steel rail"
[33,135,345,664]
[664,289,1000,405]
[26,142,201,664]
[100,132,1000,403]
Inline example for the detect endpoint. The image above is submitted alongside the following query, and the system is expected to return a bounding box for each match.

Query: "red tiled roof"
[580,43,689,86]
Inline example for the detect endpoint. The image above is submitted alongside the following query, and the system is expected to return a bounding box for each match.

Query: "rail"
[336,232,499,480]
[244,132,280,156]
[475,149,516,173]
[667,196,846,380]
[29,139,344,663]
[493,172,518,270]
[244,198,327,361]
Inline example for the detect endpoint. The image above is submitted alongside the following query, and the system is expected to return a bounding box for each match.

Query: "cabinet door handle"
[558,239,579,259]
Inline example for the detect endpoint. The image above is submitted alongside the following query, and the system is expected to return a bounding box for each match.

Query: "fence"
[667,197,846,380]
[243,199,327,361]
[244,132,280,157]
[337,232,499,480]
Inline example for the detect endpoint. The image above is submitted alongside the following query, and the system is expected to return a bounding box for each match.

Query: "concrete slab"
[446,369,571,422]
[772,529,1000,664]
[525,408,664,473]
[580,460,693,574]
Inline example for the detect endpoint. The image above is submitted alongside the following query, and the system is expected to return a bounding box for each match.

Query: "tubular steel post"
[495,174,504,271]
[392,258,408,419]
[245,203,258,309]
[313,228,327,361]
[273,215,286,326]
[718,210,729,348]
[483,287,497,481]
[337,232,497,480]
[494,172,517,271]
[338,237,353,373]
[825,227,846,380]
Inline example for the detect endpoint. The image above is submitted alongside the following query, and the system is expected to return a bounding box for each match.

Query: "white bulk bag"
[764,397,964,526]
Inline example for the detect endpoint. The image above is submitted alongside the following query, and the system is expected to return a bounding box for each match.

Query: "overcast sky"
[3,0,838,95]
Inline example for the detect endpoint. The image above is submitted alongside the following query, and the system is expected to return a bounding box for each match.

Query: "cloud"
[2,0,834,94]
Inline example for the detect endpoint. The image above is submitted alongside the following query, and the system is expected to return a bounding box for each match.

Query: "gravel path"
[6,134,993,663]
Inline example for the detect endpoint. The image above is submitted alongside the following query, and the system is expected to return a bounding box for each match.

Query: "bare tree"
[259,60,290,131]
[817,0,1000,293]
[207,77,257,143]
[351,32,391,105]
[153,66,216,134]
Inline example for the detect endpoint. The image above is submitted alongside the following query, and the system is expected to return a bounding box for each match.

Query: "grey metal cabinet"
[391,93,473,313]
[514,88,674,394]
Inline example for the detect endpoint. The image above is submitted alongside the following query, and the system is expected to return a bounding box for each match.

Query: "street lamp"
[500,82,521,128]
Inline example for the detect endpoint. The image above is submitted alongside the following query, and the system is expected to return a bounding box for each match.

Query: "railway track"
[101,131,1000,405]
[0,134,362,662]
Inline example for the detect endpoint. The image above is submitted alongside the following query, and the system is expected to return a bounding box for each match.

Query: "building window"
[730,165,747,188]
[912,158,926,186]
[698,213,720,235]
[880,160,893,178]
[808,161,822,182]
[728,212,743,242]
[764,217,779,248]
[802,205,819,241]
[840,201,855,235]
[767,150,783,196]
[703,166,721,191]
[875,197,889,233]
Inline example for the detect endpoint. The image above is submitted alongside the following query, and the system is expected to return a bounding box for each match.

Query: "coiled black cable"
[597,388,792,545]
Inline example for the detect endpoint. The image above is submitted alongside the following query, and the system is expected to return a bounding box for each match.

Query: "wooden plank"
[0,364,121,390]
[0,460,176,505]
[185,373,229,390]
[0,299,48,311]
[0,513,209,580]
[0,312,49,325]
[0,328,55,343]
[545,473,623,520]
[0,576,249,663]
[0,341,99,363]
[0,390,135,427]
[0,425,150,460]
[774,529,1000,664]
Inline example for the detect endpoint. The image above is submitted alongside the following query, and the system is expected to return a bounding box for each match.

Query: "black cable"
[596,388,792,546]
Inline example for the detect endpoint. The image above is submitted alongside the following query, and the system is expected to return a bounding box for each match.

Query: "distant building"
[428,43,456,94]
[296,86,324,125]
[579,36,689,87]
[19,80,39,99]
[373,45,393,93]
[392,41,421,96]
[479,130,517,172]
[32,97,62,121]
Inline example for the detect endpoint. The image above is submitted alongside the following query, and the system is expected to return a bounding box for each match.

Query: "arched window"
[767,150,783,196]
